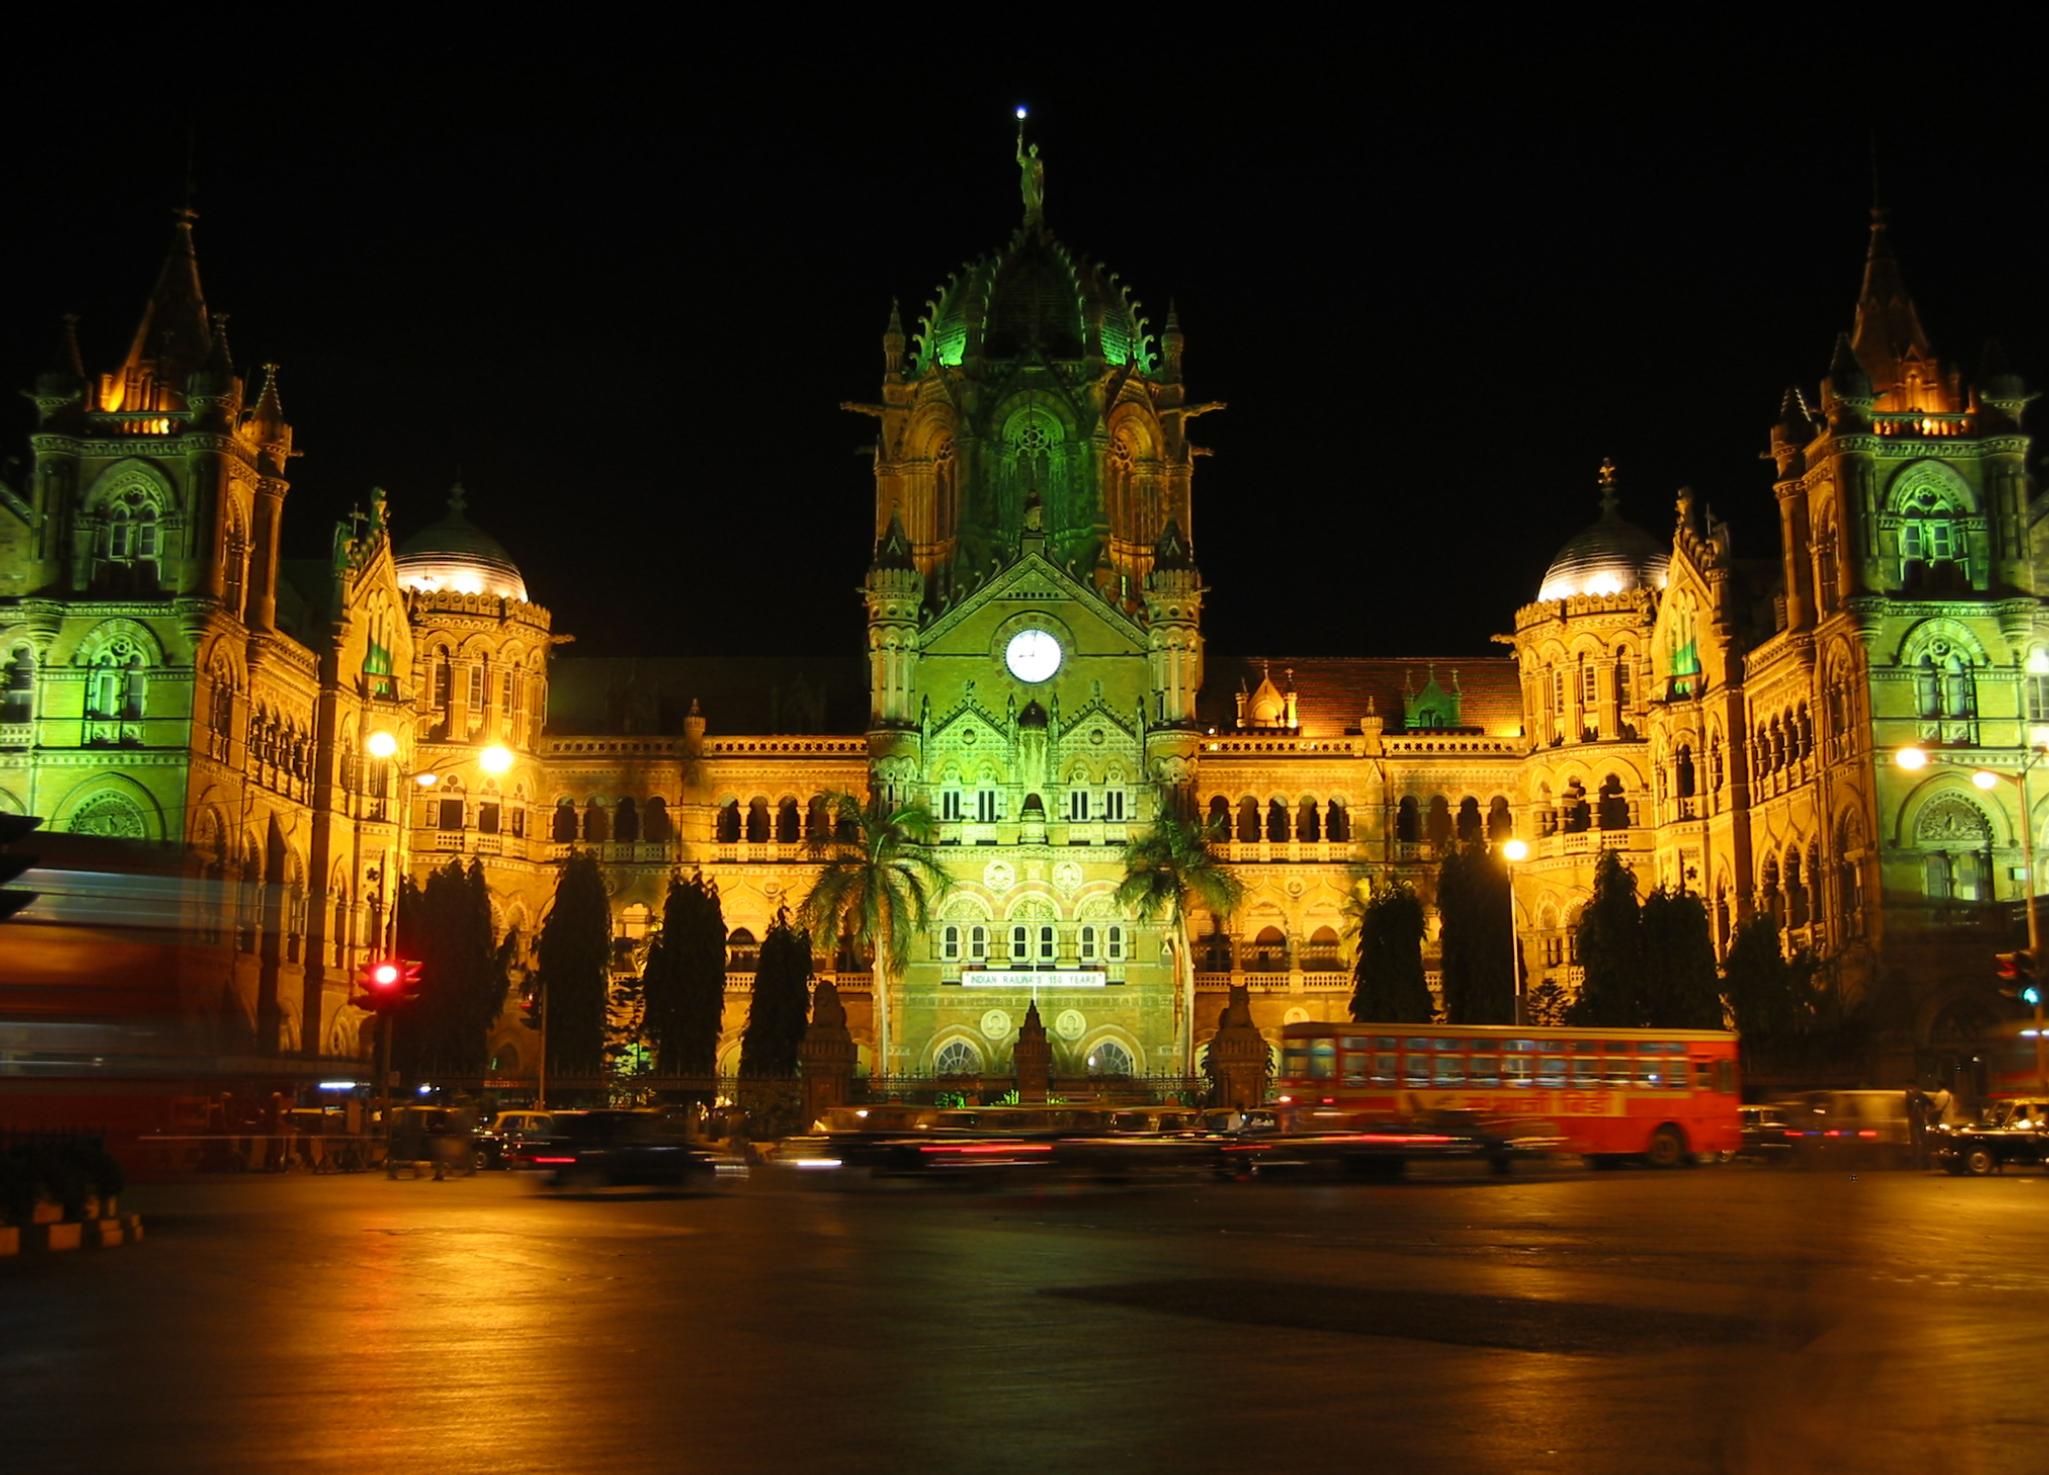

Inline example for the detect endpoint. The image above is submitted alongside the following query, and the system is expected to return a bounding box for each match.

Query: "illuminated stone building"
[3,169,2042,1088]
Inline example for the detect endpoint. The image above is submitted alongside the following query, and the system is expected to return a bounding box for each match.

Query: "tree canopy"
[740,908,813,1079]
[1436,841,1517,1024]
[536,850,612,1075]
[1569,850,1646,1027]
[641,872,727,1077]
[1640,887,1725,1029]
[1350,881,1433,1024]
[393,858,508,1076]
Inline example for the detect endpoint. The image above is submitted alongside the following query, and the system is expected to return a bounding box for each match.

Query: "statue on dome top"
[1016,112,1045,227]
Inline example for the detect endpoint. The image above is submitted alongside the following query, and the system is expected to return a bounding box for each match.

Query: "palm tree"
[796,790,949,1081]
[1117,799,1245,1075]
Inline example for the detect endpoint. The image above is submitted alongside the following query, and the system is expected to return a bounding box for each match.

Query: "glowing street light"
[414,772,439,787]
[479,744,515,775]
[1974,770,2001,791]
[365,729,399,760]
[1502,836,1529,1023]
[1894,746,1930,772]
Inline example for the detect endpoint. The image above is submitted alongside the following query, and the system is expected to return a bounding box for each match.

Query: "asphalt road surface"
[6,1162,2045,1475]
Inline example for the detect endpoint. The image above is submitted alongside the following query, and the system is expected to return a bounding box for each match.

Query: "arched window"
[1078,924,1097,961]
[1456,796,1482,842]
[1425,796,1453,849]
[1200,928,1234,972]
[479,785,504,835]
[1086,1040,1135,1078]
[552,800,577,842]
[1562,780,1591,834]
[1944,655,1976,719]
[582,799,608,843]
[1898,484,1965,590]
[935,1038,981,1077]
[807,795,831,838]
[1038,925,1056,963]
[2,646,36,727]
[1207,795,1230,834]
[1302,926,1342,970]
[745,797,771,843]
[643,797,673,842]
[1325,799,1350,843]
[726,929,759,972]
[1106,925,1125,961]
[776,798,801,843]
[613,797,639,843]
[1675,745,1695,799]
[2028,650,2049,724]
[1010,924,1030,963]
[1395,796,1420,843]
[223,513,247,619]
[1265,799,1288,843]
[1296,797,1321,842]
[1487,796,1513,840]
[716,800,742,843]
[1235,797,1259,843]
[1249,926,1288,973]
[93,492,163,594]
[1786,849,1808,927]
[1760,854,1783,924]
[968,925,988,963]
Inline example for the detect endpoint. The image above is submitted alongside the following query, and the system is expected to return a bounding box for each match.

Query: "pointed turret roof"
[1153,517,1194,571]
[115,208,213,399]
[873,508,915,570]
[1850,208,1933,394]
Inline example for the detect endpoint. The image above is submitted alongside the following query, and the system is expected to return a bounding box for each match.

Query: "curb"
[0,1213,143,1257]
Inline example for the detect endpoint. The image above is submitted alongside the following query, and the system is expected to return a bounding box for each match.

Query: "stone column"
[1014,999,1051,1105]
[799,979,857,1126]
[1206,984,1269,1110]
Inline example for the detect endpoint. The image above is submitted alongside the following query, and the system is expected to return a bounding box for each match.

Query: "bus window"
[1536,1052,1566,1087]
[1503,1055,1533,1087]
[1434,1053,1465,1086]
[1571,1053,1600,1088]
[1469,1054,1499,1086]
[1694,1060,1713,1090]
[1601,1048,1634,1088]
[1714,1060,1735,1095]
[1634,1058,1664,1088]
[1403,1049,1431,1086]
[1282,1044,1310,1079]
[1341,1049,1369,1086]
[1340,1035,1369,1052]
[1308,1043,1336,1080]
[1371,1053,1397,1085]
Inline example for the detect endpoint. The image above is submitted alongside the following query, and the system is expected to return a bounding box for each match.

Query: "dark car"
[1739,1104,1794,1163]
[1220,1107,1514,1180]
[525,1110,729,1188]
[473,1109,562,1171]
[1935,1098,2049,1176]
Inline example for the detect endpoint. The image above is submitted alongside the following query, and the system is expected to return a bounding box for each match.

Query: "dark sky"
[7,33,2048,663]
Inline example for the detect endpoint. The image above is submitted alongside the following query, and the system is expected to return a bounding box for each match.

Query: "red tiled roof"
[1201,655,1524,739]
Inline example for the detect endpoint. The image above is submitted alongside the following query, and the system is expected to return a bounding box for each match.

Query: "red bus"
[1276,1022,1741,1167]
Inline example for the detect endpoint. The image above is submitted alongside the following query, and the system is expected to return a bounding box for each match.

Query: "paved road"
[6,1163,2045,1475]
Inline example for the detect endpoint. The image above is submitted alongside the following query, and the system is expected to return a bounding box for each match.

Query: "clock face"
[1004,627,1062,683]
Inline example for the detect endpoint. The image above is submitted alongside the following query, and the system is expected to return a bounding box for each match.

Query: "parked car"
[1935,1097,2049,1176]
[473,1109,561,1170]
[525,1110,735,1189]
[1739,1104,1794,1163]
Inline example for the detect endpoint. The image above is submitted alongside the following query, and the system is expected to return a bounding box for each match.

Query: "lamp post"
[1896,735,2049,1089]
[1501,838,1529,1025]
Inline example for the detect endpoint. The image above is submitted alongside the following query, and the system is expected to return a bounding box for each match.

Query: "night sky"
[6,34,2048,664]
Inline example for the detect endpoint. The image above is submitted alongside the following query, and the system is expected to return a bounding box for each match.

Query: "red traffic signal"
[354,958,423,1011]
[1996,950,2035,982]
[519,980,544,1032]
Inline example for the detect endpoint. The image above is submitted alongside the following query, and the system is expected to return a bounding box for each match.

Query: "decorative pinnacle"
[1597,457,1620,513]
[448,481,468,516]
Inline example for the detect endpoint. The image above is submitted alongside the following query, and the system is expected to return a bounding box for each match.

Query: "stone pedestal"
[1014,1000,1051,1105]
[1206,985,1270,1110]
[799,979,857,1126]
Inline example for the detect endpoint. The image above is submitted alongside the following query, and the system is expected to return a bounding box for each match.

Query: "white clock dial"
[1004,628,1062,683]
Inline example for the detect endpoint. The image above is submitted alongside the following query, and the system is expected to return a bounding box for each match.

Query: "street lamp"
[1895,739,2048,1088]
[1501,837,1529,1025]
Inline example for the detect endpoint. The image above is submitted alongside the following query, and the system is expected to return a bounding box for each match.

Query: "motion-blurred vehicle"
[386,1105,480,1179]
[1219,1106,1516,1180]
[1779,1090,1914,1169]
[1935,1097,2049,1176]
[1738,1104,1794,1163]
[524,1110,739,1188]
[473,1109,560,1170]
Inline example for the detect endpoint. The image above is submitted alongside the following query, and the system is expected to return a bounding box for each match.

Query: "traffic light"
[353,957,423,1012]
[0,814,40,924]
[1995,950,2041,1007]
[519,979,544,1032]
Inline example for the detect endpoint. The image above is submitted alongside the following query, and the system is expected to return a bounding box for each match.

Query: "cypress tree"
[536,850,612,1075]
[1436,841,1516,1024]
[1640,886,1724,1029]
[1349,881,1434,1023]
[1569,849,1643,1027]
[740,908,812,1078]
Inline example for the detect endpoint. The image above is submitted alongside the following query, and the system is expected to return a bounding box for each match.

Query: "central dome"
[395,484,528,602]
[913,224,1153,373]
[1538,461,1669,602]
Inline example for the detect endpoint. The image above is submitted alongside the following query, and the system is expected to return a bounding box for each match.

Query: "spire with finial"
[1596,457,1621,515]
[447,481,469,519]
[250,362,287,442]
[1850,198,1932,396]
[882,298,905,379]
[1162,298,1185,381]
[109,206,213,410]
[33,313,87,416]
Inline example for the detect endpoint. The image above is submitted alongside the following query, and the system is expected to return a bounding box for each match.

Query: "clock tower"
[848,122,1211,1081]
